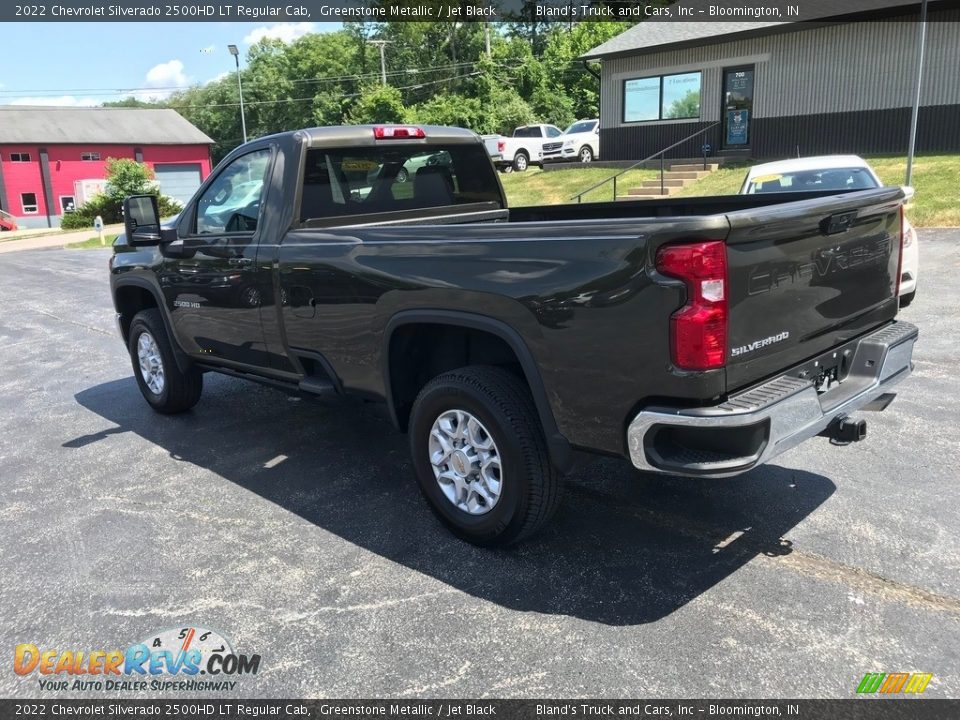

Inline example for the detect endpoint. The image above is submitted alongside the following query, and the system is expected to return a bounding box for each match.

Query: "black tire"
[578,145,594,163]
[409,365,562,546]
[899,290,916,308]
[128,309,203,414]
[396,167,409,184]
[512,152,529,172]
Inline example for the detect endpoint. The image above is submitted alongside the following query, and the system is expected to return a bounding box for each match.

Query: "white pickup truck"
[494,124,563,172]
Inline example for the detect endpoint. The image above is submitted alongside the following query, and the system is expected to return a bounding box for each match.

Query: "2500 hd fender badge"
[730,331,790,357]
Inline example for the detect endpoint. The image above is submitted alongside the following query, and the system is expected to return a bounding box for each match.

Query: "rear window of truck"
[299,144,501,222]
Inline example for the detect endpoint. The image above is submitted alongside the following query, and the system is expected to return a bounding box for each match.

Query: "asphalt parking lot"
[1,231,958,699]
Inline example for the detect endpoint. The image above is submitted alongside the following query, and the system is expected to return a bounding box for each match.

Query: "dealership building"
[582,2,960,161]
[0,106,213,229]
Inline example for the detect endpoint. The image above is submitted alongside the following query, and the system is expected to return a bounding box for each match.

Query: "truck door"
[160,147,275,368]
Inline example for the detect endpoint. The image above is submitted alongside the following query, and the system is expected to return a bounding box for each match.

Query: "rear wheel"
[395,167,409,183]
[128,309,203,414]
[409,366,562,546]
[512,152,529,172]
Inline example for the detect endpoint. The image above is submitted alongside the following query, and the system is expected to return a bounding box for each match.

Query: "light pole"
[905,0,928,187]
[228,44,247,144]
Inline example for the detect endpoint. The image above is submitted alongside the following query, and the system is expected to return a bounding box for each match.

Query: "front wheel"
[128,309,203,414]
[409,366,562,546]
[579,146,594,163]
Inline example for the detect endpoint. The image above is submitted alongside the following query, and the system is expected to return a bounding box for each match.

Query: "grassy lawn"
[66,235,118,249]
[500,155,959,227]
[500,167,659,206]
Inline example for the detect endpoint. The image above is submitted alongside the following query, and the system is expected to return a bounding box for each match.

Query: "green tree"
[104,158,156,202]
[347,84,408,124]
[664,90,700,120]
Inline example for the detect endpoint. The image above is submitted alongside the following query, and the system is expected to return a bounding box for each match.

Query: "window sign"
[624,72,701,123]
[661,72,701,119]
[726,109,750,145]
[623,77,661,122]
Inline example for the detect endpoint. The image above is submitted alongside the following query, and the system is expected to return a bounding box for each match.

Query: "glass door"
[723,66,754,148]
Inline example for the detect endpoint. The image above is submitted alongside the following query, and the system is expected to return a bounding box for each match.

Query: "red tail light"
[497,140,505,153]
[896,206,907,298]
[373,125,426,139]
[655,240,728,371]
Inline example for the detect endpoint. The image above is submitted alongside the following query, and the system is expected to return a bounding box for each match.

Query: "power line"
[0,61,486,98]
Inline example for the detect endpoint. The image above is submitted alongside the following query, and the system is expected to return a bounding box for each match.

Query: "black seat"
[414,166,455,207]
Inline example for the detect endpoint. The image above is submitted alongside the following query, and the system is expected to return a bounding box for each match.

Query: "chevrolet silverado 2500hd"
[110,124,917,546]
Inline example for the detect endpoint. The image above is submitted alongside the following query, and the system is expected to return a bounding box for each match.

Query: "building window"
[623,71,702,123]
[21,193,39,214]
[60,196,76,214]
[81,152,101,161]
[10,152,32,162]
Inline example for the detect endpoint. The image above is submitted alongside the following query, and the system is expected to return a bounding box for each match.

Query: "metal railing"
[570,121,721,203]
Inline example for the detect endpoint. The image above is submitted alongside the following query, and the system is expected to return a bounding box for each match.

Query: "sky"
[0,22,341,107]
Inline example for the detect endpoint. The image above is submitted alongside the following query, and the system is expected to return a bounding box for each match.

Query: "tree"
[664,90,700,120]
[347,84,408,124]
[104,158,156,202]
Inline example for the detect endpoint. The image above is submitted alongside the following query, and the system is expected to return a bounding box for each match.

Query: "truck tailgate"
[724,187,904,392]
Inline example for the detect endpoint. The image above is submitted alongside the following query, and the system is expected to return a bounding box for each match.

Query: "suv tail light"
[373,125,426,139]
[655,240,728,371]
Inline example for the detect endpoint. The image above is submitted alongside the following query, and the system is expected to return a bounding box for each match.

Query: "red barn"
[0,106,214,229]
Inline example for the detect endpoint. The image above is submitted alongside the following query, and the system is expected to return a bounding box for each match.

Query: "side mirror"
[123,195,161,246]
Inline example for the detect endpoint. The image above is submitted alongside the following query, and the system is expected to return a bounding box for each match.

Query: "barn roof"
[0,106,214,145]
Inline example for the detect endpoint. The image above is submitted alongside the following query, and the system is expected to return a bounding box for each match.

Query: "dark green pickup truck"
[110,124,917,545]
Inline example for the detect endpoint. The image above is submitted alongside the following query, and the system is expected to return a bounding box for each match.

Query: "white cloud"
[243,22,315,45]
[206,72,230,85]
[136,59,192,101]
[9,95,100,107]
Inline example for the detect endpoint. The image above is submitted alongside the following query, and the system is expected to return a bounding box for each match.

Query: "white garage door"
[155,164,203,204]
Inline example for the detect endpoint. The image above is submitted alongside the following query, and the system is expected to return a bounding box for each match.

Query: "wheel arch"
[382,310,572,472]
[113,277,193,374]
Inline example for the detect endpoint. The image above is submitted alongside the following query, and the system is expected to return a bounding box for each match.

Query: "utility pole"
[484,21,491,58]
[367,40,391,85]
[906,0,928,187]
[227,44,247,144]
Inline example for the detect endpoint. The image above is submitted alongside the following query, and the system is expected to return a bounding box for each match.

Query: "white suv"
[543,119,600,164]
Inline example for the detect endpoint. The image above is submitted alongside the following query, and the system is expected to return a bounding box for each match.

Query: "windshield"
[513,127,542,138]
[564,121,597,135]
[299,143,501,222]
[745,167,879,194]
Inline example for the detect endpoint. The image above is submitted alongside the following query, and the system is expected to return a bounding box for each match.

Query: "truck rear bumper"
[626,321,918,478]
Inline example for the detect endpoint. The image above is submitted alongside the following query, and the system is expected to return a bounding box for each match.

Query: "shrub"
[60,157,183,229]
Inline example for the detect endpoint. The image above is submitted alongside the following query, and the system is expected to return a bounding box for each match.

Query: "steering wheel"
[225,202,260,233]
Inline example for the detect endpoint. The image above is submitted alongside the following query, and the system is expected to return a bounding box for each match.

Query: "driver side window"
[195,148,271,235]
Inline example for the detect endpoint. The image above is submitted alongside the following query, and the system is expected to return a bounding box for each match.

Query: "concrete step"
[626,186,682,197]
[641,178,689,188]
[663,170,711,180]
[670,163,719,172]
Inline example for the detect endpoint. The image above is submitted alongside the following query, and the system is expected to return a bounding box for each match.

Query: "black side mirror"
[123,195,161,246]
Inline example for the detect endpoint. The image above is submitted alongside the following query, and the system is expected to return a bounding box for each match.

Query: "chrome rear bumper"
[627,321,918,477]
